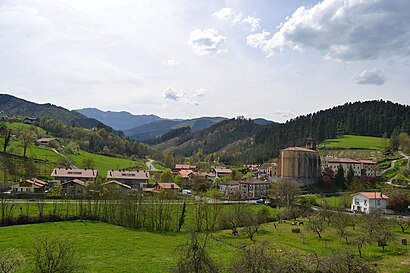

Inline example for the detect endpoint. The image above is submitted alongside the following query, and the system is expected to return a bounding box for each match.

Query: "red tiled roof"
[61,179,87,187]
[282,147,317,153]
[102,180,132,189]
[179,170,194,178]
[51,168,97,179]
[354,192,389,199]
[107,170,149,180]
[326,157,376,165]
[156,183,180,190]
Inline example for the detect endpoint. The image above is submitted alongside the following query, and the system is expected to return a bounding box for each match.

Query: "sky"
[0,0,409,122]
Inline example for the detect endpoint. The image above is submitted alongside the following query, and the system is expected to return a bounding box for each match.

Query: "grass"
[57,150,147,178]
[322,135,387,150]
[1,218,410,273]
[382,158,409,181]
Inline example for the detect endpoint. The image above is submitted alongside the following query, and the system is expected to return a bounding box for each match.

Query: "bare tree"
[173,233,219,273]
[0,248,25,273]
[395,217,410,233]
[307,214,327,239]
[30,238,80,273]
[242,209,259,241]
[273,179,300,208]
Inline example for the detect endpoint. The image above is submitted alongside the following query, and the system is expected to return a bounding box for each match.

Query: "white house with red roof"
[351,192,389,214]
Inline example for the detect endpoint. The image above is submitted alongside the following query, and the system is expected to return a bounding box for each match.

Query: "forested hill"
[0,94,112,131]
[250,100,410,162]
[159,100,410,165]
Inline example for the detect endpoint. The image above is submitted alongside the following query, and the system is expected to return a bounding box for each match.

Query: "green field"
[322,135,386,150]
[66,150,147,178]
[1,219,409,273]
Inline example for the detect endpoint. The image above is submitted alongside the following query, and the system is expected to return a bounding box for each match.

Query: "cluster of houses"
[11,168,180,196]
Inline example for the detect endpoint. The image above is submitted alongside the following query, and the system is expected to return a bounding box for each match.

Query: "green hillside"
[322,135,387,150]
[66,150,147,178]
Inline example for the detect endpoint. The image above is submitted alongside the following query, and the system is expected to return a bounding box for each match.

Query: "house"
[174,164,197,171]
[11,178,47,193]
[325,157,378,177]
[37,137,60,148]
[23,117,37,125]
[218,181,240,197]
[195,172,216,180]
[51,168,98,183]
[61,179,87,196]
[178,170,195,180]
[101,180,132,194]
[239,179,270,199]
[258,163,278,178]
[106,170,150,189]
[153,183,180,194]
[211,166,233,178]
[351,192,389,214]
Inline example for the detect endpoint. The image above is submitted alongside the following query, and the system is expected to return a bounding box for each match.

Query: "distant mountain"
[76,108,162,131]
[124,117,227,141]
[0,94,112,130]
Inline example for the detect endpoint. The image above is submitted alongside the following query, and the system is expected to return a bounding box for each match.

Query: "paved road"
[145,159,158,171]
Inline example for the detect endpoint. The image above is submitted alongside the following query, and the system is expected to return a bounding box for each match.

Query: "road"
[51,148,77,168]
[145,159,158,171]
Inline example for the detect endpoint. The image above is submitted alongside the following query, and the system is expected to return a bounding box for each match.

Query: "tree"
[178,202,187,231]
[0,248,25,273]
[346,165,354,186]
[307,213,327,239]
[332,210,352,242]
[273,179,300,208]
[163,149,174,168]
[160,169,173,183]
[230,243,276,273]
[173,233,219,273]
[242,209,259,241]
[2,129,12,153]
[351,235,370,258]
[19,129,36,157]
[333,165,346,189]
[390,128,400,151]
[82,158,95,169]
[395,217,410,233]
[318,251,378,273]
[388,193,410,213]
[30,238,80,273]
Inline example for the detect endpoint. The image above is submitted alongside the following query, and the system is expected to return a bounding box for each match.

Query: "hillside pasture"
[66,150,147,178]
[322,135,386,150]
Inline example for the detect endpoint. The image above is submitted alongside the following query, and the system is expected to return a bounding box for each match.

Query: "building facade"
[351,192,389,214]
[106,170,150,189]
[325,157,378,177]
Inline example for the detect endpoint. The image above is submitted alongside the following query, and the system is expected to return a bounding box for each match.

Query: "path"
[383,150,409,185]
[145,159,158,171]
[51,148,77,168]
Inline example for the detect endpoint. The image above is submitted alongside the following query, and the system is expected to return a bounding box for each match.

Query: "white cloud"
[212,8,235,22]
[162,87,182,101]
[162,87,205,105]
[193,88,206,97]
[213,8,260,32]
[242,16,261,32]
[351,69,386,86]
[247,31,270,49]
[164,59,182,66]
[274,110,294,118]
[258,0,410,61]
[188,29,226,55]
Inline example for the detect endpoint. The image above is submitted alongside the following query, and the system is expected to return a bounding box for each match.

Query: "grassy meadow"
[1,218,410,273]
[65,150,147,178]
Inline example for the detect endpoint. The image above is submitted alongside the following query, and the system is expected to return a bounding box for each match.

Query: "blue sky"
[0,0,409,122]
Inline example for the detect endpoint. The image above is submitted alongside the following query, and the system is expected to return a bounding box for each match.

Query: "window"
[377,200,381,206]
[355,198,359,204]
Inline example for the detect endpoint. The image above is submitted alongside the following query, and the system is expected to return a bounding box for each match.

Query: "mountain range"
[0,94,112,131]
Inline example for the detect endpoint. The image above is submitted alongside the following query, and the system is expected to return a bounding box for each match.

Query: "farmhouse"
[153,183,180,194]
[325,157,378,177]
[101,180,132,193]
[211,166,233,178]
[107,170,150,189]
[37,137,60,148]
[351,192,389,214]
[51,168,98,183]
[174,164,197,171]
[11,178,47,193]
[61,179,87,196]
